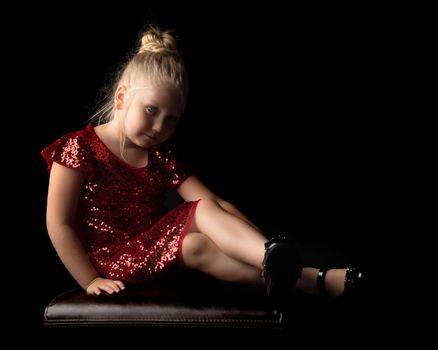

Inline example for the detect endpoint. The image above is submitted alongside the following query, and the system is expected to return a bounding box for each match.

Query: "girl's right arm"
[46,162,124,295]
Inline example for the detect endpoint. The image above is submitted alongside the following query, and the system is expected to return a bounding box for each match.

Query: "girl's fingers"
[107,282,121,293]
[101,282,120,294]
[114,280,125,290]
[87,279,126,295]
[102,284,115,294]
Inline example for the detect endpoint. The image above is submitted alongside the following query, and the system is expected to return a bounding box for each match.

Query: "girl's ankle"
[317,268,346,297]
[317,266,375,298]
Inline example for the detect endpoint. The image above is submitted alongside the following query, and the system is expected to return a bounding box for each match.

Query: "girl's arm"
[46,163,124,294]
[176,175,261,231]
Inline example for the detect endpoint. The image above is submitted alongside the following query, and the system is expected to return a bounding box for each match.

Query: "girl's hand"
[85,277,125,295]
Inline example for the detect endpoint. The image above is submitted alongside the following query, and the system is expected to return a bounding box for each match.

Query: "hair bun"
[138,27,178,55]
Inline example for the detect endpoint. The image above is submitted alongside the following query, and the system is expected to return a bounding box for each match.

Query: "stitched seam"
[45,318,280,323]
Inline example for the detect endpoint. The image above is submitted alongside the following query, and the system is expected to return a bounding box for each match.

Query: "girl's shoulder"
[46,123,95,146]
[76,123,96,141]
[41,123,95,174]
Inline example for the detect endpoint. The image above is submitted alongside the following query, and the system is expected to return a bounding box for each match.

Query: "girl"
[41,26,368,300]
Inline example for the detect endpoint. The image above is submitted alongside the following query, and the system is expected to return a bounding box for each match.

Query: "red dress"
[41,123,198,283]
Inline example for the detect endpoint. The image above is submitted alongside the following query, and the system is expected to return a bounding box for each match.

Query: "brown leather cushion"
[44,277,282,329]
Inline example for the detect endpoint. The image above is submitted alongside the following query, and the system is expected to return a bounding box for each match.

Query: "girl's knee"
[182,233,215,269]
[197,198,220,212]
[189,199,220,235]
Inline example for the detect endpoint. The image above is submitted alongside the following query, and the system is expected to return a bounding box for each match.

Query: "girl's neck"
[95,122,119,147]
[100,121,135,149]
[94,122,149,168]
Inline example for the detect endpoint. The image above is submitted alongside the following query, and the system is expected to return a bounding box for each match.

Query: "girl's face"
[119,84,183,149]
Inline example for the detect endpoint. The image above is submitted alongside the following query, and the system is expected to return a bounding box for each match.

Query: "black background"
[7,3,400,345]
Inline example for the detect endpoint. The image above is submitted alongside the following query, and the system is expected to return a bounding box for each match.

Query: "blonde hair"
[91,26,188,125]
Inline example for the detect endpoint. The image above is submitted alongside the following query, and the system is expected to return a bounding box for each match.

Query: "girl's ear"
[114,85,126,110]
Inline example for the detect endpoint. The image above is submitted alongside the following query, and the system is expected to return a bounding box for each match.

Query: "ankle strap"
[317,268,329,295]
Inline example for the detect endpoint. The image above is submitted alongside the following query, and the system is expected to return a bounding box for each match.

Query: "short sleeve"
[159,144,192,188]
[41,132,93,177]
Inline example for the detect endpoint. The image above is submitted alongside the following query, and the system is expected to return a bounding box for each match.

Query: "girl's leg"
[189,199,267,268]
[182,232,347,295]
[182,232,263,284]
[188,199,349,295]
[297,267,346,297]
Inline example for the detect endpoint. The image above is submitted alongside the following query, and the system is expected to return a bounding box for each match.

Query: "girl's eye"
[145,106,157,115]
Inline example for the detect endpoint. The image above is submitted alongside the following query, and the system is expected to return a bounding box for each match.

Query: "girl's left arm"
[176,175,261,231]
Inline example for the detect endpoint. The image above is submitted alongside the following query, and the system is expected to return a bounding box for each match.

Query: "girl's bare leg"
[182,233,346,295]
[189,199,267,268]
[297,268,346,296]
[182,232,263,284]
[188,199,348,295]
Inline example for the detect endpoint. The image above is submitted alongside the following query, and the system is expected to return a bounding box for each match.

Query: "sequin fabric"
[41,123,197,283]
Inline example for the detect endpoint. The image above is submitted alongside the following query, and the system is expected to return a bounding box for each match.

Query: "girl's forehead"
[134,85,184,112]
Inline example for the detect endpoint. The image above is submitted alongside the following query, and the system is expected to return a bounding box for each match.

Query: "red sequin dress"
[41,123,198,283]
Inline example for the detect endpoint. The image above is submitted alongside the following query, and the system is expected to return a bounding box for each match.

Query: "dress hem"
[176,199,200,267]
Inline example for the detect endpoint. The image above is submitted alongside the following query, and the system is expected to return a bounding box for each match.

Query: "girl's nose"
[152,122,163,134]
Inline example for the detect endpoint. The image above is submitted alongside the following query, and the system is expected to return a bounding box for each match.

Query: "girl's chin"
[136,141,154,148]
[136,138,158,148]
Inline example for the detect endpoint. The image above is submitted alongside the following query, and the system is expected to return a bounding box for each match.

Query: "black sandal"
[344,266,375,296]
[263,235,302,303]
[317,268,329,296]
[317,266,375,297]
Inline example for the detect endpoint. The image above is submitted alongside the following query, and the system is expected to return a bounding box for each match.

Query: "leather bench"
[44,284,281,329]
[43,272,285,347]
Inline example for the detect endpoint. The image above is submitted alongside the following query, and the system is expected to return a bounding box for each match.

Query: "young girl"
[41,26,369,300]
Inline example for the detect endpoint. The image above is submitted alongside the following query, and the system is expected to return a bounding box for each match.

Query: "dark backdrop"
[10,3,394,343]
